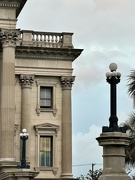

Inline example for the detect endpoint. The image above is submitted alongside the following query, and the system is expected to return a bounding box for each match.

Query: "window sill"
[34,166,58,175]
[36,106,57,117]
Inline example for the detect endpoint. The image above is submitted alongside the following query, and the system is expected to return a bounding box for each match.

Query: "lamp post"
[103,63,125,133]
[17,129,30,169]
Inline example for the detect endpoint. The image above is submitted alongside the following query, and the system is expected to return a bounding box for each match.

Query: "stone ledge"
[96,132,130,146]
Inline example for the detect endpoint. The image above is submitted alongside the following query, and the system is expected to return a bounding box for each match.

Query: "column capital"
[0,29,20,46]
[60,76,75,90]
[20,74,35,88]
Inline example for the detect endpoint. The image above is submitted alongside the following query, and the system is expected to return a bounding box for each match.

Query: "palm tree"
[121,70,135,165]
[127,70,135,107]
[122,113,135,165]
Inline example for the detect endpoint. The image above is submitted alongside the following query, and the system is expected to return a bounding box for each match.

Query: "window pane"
[40,88,51,98]
[40,137,52,167]
[40,100,51,107]
[40,87,52,108]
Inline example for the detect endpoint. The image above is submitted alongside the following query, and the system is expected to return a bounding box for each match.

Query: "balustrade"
[20,30,73,48]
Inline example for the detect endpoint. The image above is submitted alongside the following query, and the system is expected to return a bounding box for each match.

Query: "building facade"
[0,0,82,180]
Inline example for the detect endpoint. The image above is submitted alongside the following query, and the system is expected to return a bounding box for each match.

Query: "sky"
[17,0,135,177]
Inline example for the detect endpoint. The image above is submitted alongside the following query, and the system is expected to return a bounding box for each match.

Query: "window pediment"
[34,123,59,136]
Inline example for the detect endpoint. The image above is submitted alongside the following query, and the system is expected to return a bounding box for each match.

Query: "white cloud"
[73,124,102,177]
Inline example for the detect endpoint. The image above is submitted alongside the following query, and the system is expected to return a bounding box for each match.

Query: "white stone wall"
[15,57,73,178]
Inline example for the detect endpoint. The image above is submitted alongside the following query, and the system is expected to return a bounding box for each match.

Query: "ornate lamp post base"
[17,164,30,169]
[97,132,130,180]
[102,125,126,133]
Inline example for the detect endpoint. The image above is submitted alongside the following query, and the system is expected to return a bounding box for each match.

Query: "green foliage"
[121,70,135,165]
[127,70,135,107]
[79,168,102,180]
[122,112,135,165]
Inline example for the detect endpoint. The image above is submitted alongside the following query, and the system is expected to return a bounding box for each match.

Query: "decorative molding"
[15,46,83,61]
[36,80,58,87]
[34,166,58,175]
[34,123,59,137]
[14,124,18,136]
[35,106,57,117]
[60,76,75,90]
[19,74,34,88]
[0,2,19,8]
[0,29,20,46]
[36,105,40,116]
[52,168,58,176]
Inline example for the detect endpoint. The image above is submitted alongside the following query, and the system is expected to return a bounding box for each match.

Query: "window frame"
[34,123,59,174]
[40,86,53,109]
[36,80,57,116]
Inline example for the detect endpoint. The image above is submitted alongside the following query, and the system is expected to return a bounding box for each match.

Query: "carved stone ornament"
[52,168,58,176]
[60,76,75,89]
[0,29,20,46]
[14,124,18,136]
[20,74,34,88]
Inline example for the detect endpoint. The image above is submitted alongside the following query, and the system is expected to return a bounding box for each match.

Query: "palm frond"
[127,70,135,108]
[121,112,135,165]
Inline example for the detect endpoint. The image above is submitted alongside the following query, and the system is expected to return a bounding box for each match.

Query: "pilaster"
[60,76,75,179]
[19,74,34,162]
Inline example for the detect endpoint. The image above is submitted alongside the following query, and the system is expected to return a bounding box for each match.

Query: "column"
[0,29,19,161]
[60,76,75,179]
[19,74,34,162]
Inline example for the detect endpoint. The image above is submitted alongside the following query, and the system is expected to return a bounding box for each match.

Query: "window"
[40,136,53,167]
[34,123,59,174]
[36,80,57,116]
[40,87,53,108]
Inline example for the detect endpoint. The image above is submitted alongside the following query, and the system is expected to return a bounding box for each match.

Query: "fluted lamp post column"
[96,63,130,180]
[17,129,30,169]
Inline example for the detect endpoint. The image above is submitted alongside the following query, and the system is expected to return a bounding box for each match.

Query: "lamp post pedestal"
[97,132,130,180]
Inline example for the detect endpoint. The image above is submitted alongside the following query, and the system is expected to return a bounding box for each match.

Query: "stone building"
[0,0,82,179]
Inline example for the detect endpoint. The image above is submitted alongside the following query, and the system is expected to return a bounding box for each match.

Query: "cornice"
[0,0,27,18]
[16,0,27,18]
[15,46,83,61]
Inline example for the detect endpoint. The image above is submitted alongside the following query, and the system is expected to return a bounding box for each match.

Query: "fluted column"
[0,29,19,161]
[19,74,34,162]
[60,76,75,179]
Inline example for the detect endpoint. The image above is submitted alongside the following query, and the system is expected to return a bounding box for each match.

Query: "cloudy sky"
[17,0,135,177]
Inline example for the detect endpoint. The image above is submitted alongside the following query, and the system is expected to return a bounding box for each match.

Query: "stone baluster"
[0,29,19,161]
[19,74,34,162]
[60,76,75,179]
